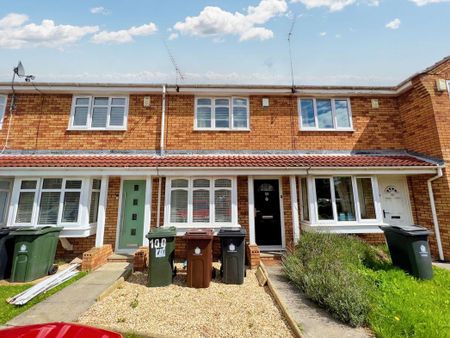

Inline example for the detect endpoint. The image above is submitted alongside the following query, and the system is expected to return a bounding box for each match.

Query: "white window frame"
[447,80,450,97]
[68,95,129,131]
[0,94,7,129]
[10,177,90,227]
[164,177,238,227]
[298,98,353,131]
[0,178,12,226]
[88,178,102,225]
[194,97,250,131]
[307,175,382,226]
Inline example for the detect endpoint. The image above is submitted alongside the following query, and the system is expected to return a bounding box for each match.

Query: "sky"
[0,0,449,86]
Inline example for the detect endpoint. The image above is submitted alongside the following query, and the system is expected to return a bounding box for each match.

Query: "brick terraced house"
[0,56,450,268]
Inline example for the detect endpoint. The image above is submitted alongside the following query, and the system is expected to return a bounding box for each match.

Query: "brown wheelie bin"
[185,229,213,288]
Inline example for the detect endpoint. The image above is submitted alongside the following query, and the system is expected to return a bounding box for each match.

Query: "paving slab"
[5,262,131,327]
[265,264,372,338]
[434,262,450,271]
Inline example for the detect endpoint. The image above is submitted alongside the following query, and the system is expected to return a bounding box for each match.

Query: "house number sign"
[150,238,166,258]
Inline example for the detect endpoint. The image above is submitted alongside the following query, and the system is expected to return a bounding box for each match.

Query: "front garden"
[283,232,450,338]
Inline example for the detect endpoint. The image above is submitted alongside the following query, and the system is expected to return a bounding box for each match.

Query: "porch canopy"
[0,152,440,176]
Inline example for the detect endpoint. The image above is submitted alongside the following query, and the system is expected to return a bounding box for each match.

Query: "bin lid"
[217,227,246,238]
[380,224,432,236]
[0,227,12,236]
[10,226,64,236]
[184,228,214,239]
[146,226,177,239]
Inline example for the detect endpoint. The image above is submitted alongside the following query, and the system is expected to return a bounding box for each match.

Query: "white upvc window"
[69,96,128,130]
[305,175,382,225]
[89,178,101,224]
[0,95,7,129]
[165,177,237,227]
[11,178,95,227]
[195,97,249,130]
[0,179,12,226]
[299,98,353,131]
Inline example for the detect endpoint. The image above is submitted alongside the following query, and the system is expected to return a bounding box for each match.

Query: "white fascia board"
[0,85,162,95]
[0,165,437,177]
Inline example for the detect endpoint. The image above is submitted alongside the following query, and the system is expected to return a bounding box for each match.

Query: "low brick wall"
[356,233,386,245]
[81,244,113,271]
[246,243,261,269]
[133,246,149,271]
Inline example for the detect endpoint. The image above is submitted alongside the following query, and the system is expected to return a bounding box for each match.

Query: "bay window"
[166,177,236,226]
[0,95,6,128]
[89,179,101,224]
[307,176,380,225]
[0,179,12,225]
[195,97,249,130]
[299,98,352,131]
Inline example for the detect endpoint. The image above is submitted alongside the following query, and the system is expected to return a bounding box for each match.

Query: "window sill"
[193,128,251,132]
[67,128,127,132]
[299,128,354,132]
[161,224,241,236]
[7,224,96,238]
[302,222,386,234]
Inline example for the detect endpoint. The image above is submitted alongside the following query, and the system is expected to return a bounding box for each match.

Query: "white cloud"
[90,6,110,15]
[168,33,179,40]
[385,18,401,30]
[319,31,327,36]
[91,22,158,44]
[290,0,379,11]
[173,0,288,41]
[0,13,98,49]
[410,0,450,6]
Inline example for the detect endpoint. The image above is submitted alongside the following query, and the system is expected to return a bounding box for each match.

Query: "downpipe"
[427,166,445,261]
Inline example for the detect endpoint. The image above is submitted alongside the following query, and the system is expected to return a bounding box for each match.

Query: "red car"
[0,322,122,338]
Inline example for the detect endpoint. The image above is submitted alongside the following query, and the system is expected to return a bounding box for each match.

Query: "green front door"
[118,180,146,250]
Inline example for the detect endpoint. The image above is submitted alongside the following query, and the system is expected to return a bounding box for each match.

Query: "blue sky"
[0,0,449,85]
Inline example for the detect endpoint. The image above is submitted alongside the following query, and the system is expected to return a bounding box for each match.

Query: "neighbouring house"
[0,56,450,269]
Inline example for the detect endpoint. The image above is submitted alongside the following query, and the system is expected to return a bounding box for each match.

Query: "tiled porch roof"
[0,154,436,168]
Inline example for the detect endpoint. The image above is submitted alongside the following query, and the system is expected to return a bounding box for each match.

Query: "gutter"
[427,166,445,261]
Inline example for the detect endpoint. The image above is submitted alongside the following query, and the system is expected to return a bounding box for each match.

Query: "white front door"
[378,176,413,227]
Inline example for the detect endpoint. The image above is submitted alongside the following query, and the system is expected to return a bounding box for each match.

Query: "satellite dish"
[15,61,25,77]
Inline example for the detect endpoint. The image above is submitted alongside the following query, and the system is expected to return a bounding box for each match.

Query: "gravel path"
[78,266,294,338]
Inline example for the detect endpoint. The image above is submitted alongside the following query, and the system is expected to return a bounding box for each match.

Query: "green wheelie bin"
[10,226,63,282]
[218,227,246,284]
[146,227,177,287]
[380,225,433,280]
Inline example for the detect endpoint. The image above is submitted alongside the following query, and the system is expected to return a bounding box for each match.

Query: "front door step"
[107,254,134,263]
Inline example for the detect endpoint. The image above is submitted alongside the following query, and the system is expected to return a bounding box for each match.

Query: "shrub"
[283,232,385,327]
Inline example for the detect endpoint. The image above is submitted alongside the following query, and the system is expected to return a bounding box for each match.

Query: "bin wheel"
[48,264,58,275]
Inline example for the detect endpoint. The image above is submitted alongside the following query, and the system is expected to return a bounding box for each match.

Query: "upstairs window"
[70,96,128,130]
[0,95,6,128]
[299,98,352,131]
[195,97,249,130]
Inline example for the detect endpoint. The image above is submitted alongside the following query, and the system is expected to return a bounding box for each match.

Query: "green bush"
[283,232,385,327]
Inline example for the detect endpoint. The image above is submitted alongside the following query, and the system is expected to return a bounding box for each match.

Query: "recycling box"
[380,225,433,280]
[0,228,15,280]
[185,229,213,288]
[10,226,63,282]
[146,226,176,287]
[218,227,246,285]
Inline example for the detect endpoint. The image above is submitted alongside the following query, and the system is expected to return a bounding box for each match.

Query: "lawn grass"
[283,233,450,337]
[366,266,450,338]
[0,271,87,324]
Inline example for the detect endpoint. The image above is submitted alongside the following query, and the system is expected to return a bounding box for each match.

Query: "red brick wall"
[0,94,161,150]
[165,95,404,151]
[103,177,120,250]
[56,236,96,260]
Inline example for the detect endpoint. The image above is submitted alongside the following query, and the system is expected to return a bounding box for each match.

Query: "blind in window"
[215,189,231,222]
[110,107,125,126]
[89,191,100,223]
[0,191,9,224]
[91,107,108,127]
[170,190,188,223]
[16,192,35,223]
[62,191,80,223]
[38,192,60,224]
[193,190,210,223]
